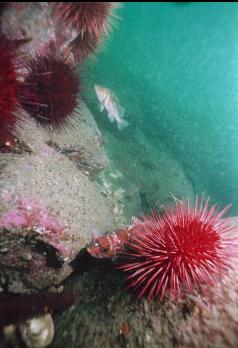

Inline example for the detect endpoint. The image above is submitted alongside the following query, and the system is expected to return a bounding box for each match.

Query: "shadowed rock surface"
[50,257,238,348]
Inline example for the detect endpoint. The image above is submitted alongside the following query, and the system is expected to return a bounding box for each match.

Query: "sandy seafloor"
[1,2,238,348]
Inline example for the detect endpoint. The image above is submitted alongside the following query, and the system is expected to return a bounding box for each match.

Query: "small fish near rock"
[95,85,129,130]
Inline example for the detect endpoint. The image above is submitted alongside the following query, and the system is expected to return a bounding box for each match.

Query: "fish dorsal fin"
[108,113,115,122]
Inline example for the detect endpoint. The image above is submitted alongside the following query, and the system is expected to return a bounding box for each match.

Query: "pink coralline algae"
[0,193,69,257]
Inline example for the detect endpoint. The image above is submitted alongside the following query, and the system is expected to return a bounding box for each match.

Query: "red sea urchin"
[0,35,21,144]
[19,43,81,131]
[69,31,99,63]
[52,3,115,40]
[52,3,118,62]
[119,197,237,302]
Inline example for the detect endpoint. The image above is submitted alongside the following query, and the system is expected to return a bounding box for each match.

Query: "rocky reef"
[0,104,116,293]
[1,3,238,348]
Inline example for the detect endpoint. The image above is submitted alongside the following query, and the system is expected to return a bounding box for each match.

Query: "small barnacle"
[19,314,54,348]
[34,225,46,235]
[3,324,18,345]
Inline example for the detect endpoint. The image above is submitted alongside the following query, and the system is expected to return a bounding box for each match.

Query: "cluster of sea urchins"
[0,3,117,141]
[118,197,237,302]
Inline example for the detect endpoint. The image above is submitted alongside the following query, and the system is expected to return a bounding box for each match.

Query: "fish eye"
[102,247,108,253]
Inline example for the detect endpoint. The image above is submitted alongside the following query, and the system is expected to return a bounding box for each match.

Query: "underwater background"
[85,2,238,216]
[2,3,238,348]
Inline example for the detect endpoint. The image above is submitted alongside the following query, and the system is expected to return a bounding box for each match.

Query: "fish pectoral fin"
[108,113,115,122]
[100,104,104,112]
[91,227,104,240]
[118,105,125,118]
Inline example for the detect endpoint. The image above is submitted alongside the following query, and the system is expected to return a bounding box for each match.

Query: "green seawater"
[85,2,238,217]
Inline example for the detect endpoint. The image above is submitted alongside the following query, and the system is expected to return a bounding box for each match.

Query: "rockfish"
[95,85,129,130]
[87,218,145,259]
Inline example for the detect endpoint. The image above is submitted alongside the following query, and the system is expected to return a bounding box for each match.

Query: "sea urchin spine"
[52,3,116,40]
[19,42,81,131]
[0,35,21,145]
[118,197,237,301]
[52,3,119,62]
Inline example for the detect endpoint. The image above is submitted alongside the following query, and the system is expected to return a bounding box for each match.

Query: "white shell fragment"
[19,314,54,348]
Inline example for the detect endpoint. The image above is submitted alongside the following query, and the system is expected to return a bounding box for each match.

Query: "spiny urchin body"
[69,31,99,63]
[19,43,81,131]
[119,197,237,301]
[52,3,118,62]
[52,3,115,39]
[0,36,21,143]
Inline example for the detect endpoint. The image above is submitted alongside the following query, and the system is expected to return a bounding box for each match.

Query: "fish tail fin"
[117,119,129,130]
